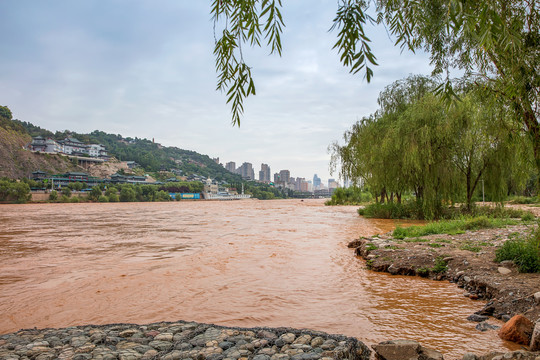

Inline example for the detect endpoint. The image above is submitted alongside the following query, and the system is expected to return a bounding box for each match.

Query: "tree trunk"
[522,106,540,192]
[466,166,472,211]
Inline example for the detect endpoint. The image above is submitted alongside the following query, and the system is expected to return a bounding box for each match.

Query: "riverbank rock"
[498,315,534,345]
[0,321,372,360]
[475,322,500,332]
[371,339,443,360]
[530,320,540,351]
[465,350,540,360]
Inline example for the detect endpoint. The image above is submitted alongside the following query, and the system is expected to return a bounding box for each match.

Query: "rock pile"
[0,321,371,360]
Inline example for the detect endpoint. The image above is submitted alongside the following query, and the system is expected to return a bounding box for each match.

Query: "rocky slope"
[0,126,80,179]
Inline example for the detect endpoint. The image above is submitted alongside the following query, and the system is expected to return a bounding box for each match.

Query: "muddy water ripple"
[0,200,511,358]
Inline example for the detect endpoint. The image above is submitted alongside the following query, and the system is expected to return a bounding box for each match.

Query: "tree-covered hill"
[0,107,79,179]
[14,120,242,183]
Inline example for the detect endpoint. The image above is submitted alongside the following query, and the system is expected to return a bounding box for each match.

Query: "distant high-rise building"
[313,174,321,189]
[225,162,236,173]
[259,163,271,182]
[212,157,220,164]
[295,177,305,191]
[237,162,254,180]
[279,170,290,184]
[274,173,280,184]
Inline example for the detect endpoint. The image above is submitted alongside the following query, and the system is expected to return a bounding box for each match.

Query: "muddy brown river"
[0,199,514,357]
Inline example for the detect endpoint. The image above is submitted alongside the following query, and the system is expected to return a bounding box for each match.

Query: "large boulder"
[372,339,443,360]
[497,315,534,345]
[530,319,540,351]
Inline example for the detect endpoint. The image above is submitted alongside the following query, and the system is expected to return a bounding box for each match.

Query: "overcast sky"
[0,1,432,183]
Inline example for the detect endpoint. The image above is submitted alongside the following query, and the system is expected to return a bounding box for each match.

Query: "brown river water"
[0,199,513,358]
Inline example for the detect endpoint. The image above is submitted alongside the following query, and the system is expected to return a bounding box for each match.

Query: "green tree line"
[0,178,31,203]
[330,75,535,219]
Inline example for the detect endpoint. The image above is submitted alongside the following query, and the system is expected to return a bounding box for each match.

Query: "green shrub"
[521,212,535,222]
[49,190,58,201]
[495,229,540,273]
[416,267,429,277]
[471,206,528,219]
[361,201,423,219]
[88,186,103,201]
[508,196,537,204]
[61,187,71,198]
[119,187,136,202]
[69,197,80,203]
[432,257,448,273]
[98,195,109,203]
[326,187,373,205]
[464,216,492,230]
[108,193,119,202]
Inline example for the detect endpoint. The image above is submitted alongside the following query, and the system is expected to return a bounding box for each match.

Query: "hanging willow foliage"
[330,75,534,219]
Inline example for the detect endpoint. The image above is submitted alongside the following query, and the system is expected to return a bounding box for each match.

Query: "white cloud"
[0,1,433,182]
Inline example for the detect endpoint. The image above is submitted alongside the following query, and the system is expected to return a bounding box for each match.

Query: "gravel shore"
[0,321,370,360]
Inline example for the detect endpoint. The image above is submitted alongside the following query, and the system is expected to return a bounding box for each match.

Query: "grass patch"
[460,243,482,252]
[477,241,493,247]
[432,256,448,273]
[365,243,377,251]
[401,237,430,243]
[416,267,429,277]
[464,216,492,230]
[359,202,535,220]
[521,212,536,222]
[392,216,519,239]
[428,243,443,248]
[507,196,537,204]
[495,228,540,273]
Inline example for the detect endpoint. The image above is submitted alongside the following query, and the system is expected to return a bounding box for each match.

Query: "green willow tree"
[213,0,538,178]
[448,87,532,209]
[330,75,533,218]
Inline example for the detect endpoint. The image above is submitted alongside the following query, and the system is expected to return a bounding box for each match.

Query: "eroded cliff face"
[0,127,78,179]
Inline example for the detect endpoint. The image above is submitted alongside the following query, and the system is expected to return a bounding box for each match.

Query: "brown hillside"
[0,127,80,179]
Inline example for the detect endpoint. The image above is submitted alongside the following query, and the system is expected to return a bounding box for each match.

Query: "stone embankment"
[0,317,539,360]
[0,321,370,360]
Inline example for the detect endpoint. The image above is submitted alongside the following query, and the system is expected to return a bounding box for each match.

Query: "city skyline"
[224,158,337,188]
